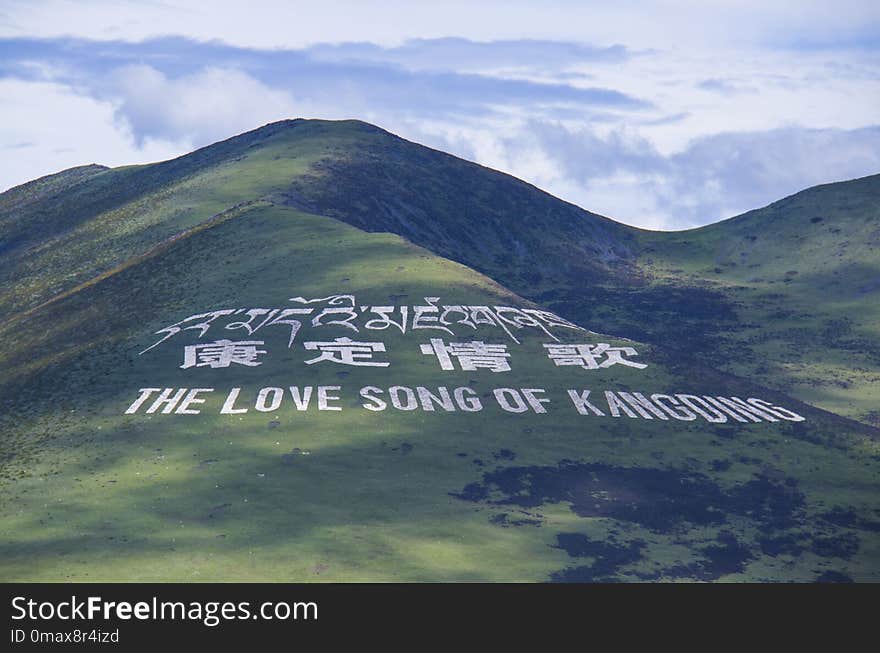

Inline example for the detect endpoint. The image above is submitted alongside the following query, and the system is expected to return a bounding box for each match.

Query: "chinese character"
[181,339,267,369]
[420,338,511,372]
[303,337,390,367]
[543,343,647,370]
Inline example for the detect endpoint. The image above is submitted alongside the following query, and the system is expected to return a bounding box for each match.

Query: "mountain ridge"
[1,119,879,581]
[2,119,878,424]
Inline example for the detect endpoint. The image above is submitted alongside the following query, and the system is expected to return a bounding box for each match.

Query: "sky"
[1,1,878,229]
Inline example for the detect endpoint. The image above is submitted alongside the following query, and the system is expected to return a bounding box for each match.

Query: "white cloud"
[405,115,880,229]
[104,65,300,145]
[1,4,878,228]
[492,121,880,228]
[0,77,185,191]
[570,46,880,154]
[1,0,878,50]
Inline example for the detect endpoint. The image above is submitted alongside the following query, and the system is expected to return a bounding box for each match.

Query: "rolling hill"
[260,123,880,426]
[0,119,877,582]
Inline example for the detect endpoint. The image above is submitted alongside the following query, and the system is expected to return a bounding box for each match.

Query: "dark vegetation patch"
[551,530,755,582]
[489,512,542,528]
[456,457,874,580]
[811,533,860,559]
[814,571,854,583]
[452,460,804,534]
[640,532,754,581]
[712,426,739,440]
[779,421,839,449]
[820,507,880,532]
[550,533,646,582]
[696,532,753,578]
[451,459,874,580]
[729,474,803,532]
[759,533,805,557]
[538,284,740,357]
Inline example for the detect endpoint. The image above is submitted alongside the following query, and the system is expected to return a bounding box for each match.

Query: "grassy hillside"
[3,120,875,425]
[0,120,878,581]
[1,201,878,582]
[539,176,879,425]
[0,121,358,319]
[631,176,880,426]
[238,124,878,425]
[0,164,108,219]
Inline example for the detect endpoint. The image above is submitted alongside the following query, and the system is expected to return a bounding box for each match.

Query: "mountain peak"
[1,118,878,582]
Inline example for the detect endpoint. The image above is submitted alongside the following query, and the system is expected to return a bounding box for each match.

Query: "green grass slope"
[1,192,878,581]
[528,176,880,426]
[0,164,108,218]
[218,123,876,426]
[630,176,880,425]
[1,120,878,581]
[0,121,360,319]
[4,120,874,425]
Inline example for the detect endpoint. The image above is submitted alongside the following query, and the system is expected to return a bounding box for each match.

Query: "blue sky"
[1,1,878,229]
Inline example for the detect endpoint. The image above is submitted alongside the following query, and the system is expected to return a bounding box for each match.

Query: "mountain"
[249,124,880,426]
[0,119,877,582]
[588,175,880,427]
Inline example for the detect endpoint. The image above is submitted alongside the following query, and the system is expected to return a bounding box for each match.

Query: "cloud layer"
[1,2,878,229]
